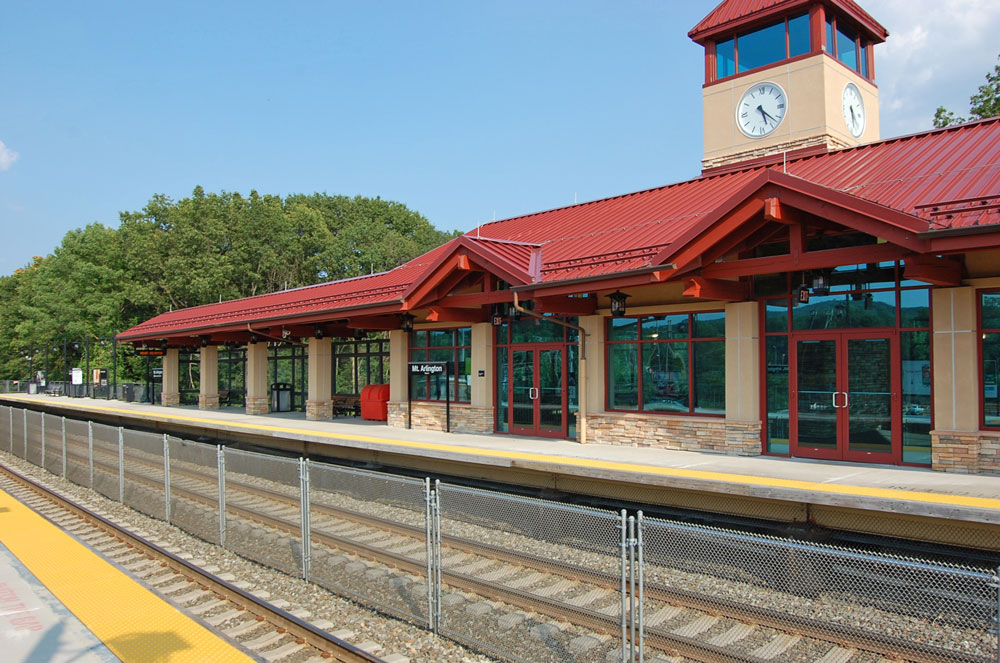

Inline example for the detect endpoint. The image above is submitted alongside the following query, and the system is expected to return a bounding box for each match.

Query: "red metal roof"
[689,0,887,44]
[120,117,1000,342]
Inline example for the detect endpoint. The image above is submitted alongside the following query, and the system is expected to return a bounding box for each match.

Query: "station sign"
[408,361,450,375]
[151,367,163,380]
[136,347,165,357]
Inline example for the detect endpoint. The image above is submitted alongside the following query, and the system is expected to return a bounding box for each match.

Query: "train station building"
[119,0,1000,475]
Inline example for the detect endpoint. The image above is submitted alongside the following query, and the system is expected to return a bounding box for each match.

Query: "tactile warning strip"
[0,486,258,663]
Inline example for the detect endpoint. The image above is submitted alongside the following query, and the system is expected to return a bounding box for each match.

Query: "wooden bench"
[332,395,360,417]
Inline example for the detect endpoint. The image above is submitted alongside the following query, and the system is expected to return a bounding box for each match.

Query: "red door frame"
[505,343,567,439]
[789,329,901,463]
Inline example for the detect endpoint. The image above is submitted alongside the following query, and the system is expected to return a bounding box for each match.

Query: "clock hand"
[850,106,857,127]
[757,105,777,125]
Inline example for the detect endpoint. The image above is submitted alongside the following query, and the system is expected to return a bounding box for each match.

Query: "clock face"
[736,82,787,138]
[842,83,865,138]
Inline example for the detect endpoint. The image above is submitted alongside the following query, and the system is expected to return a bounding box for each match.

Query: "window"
[826,13,871,79]
[982,292,1000,429]
[606,312,725,415]
[332,334,389,395]
[714,14,810,80]
[409,328,471,402]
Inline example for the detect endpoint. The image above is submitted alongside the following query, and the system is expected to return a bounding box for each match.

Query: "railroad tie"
[503,571,549,589]
[670,614,719,638]
[564,587,612,607]
[205,608,244,626]
[261,641,306,662]
[478,567,519,582]
[224,618,265,638]
[751,634,801,660]
[642,604,684,626]
[188,598,228,616]
[707,622,755,647]
[813,647,857,663]
[243,630,286,652]
[533,578,576,598]
[172,588,210,604]
[451,558,493,575]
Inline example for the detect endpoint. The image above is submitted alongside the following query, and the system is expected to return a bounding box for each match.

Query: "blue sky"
[2,0,999,274]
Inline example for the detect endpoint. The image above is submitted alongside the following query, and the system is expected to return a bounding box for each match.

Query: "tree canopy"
[933,54,1000,128]
[1,189,460,381]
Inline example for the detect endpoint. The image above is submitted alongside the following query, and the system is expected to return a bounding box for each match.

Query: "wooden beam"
[702,242,907,279]
[683,277,750,302]
[403,252,474,310]
[903,254,963,286]
[347,315,403,330]
[439,291,514,307]
[535,295,596,315]
[665,197,766,271]
[425,307,488,323]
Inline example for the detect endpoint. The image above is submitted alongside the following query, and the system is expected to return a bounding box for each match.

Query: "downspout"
[512,292,589,444]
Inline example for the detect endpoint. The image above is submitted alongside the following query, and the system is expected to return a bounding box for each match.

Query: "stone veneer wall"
[306,399,333,421]
[245,396,269,416]
[586,412,761,455]
[198,394,219,410]
[161,391,180,407]
[932,431,1000,474]
[388,401,492,434]
[702,134,851,170]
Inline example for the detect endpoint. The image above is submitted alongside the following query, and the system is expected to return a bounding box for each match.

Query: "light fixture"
[811,273,830,297]
[314,325,325,340]
[608,291,631,318]
[353,329,366,340]
[399,313,415,332]
[200,336,209,347]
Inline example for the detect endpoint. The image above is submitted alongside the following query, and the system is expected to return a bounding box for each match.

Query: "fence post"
[87,421,94,489]
[637,511,645,663]
[117,427,125,503]
[163,434,171,524]
[40,413,45,469]
[628,515,637,663]
[299,457,311,581]
[619,509,628,663]
[424,478,435,632]
[61,416,67,479]
[217,446,227,548]
[433,479,442,635]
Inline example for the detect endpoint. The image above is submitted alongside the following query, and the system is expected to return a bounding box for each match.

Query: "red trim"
[979,289,1000,431]
[703,243,908,279]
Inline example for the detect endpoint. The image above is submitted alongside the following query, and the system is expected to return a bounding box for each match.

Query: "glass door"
[791,332,898,462]
[509,345,566,438]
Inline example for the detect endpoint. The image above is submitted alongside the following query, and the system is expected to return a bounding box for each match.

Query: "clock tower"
[690,0,887,171]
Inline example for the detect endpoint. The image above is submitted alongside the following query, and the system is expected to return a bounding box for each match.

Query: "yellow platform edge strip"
[0,487,257,663]
[5,395,1000,513]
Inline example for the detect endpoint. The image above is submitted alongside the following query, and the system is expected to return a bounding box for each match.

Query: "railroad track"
[0,459,387,663]
[66,437,995,663]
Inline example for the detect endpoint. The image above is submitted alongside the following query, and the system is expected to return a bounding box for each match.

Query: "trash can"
[360,384,390,421]
[123,383,134,402]
[271,382,293,412]
[28,382,37,394]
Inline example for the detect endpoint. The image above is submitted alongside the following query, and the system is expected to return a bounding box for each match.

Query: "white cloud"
[866,0,1000,138]
[0,140,18,171]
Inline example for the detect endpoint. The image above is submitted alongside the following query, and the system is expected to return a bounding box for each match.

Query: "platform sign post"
[408,361,451,433]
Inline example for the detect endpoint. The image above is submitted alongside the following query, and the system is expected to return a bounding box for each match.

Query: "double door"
[791,331,899,462]
[509,345,567,438]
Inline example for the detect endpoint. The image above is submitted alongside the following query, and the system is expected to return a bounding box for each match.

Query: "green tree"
[933,54,1000,127]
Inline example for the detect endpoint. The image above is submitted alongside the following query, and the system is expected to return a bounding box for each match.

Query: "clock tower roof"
[690,0,887,45]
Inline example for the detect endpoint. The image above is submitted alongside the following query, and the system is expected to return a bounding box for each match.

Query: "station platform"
[3,393,999,552]
[0,480,258,663]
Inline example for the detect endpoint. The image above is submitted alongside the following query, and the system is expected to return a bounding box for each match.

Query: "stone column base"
[161,391,180,407]
[199,394,220,410]
[245,396,270,416]
[306,399,333,420]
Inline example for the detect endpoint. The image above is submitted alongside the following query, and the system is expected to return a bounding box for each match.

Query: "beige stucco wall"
[931,287,979,432]
[161,348,180,406]
[703,53,879,167]
[725,301,759,421]
[470,323,492,408]
[388,330,408,402]
[198,345,219,409]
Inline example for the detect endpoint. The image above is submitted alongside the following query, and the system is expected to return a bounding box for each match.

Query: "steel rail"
[0,460,386,663]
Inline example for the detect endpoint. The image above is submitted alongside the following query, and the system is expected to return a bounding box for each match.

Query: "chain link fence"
[1,404,997,663]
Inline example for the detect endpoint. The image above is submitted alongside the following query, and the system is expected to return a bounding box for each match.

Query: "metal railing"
[0,403,997,663]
